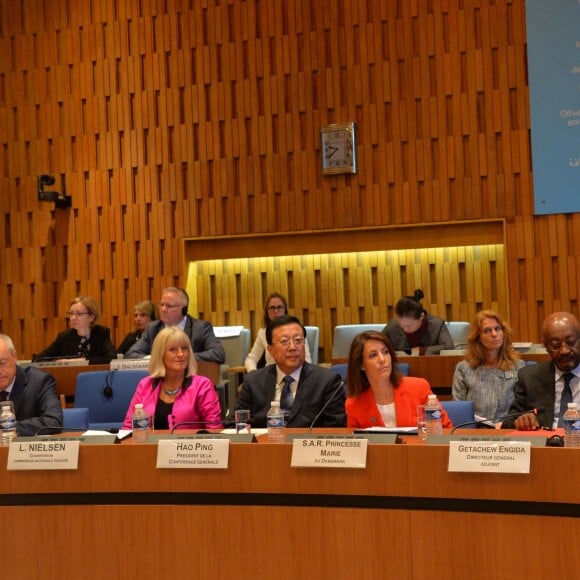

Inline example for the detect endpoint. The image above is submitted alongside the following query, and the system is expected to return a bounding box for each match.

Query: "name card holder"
[156,438,230,469]
[290,437,368,468]
[7,440,80,470]
[448,440,532,473]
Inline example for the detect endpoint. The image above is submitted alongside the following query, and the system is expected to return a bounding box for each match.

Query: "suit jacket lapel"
[539,362,556,426]
[9,366,26,415]
[263,365,278,408]
[288,363,311,421]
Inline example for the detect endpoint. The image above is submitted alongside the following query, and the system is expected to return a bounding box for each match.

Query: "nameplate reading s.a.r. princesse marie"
[156,439,229,469]
[7,440,80,470]
[448,440,531,474]
[291,437,368,468]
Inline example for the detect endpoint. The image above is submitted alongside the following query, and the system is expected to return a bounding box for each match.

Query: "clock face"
[321,123,356,175]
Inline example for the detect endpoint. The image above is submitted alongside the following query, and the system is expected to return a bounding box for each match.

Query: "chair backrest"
[446,322,471,348]
[329,362,409,383]
[304,326,320,365]
[441,400,476,428]
[74,369,148,430]
[63,407,90,430]
[217,328,251,368]
[332,324,385,359]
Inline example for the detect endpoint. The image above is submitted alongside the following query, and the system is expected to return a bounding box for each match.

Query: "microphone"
[171,420,232,434]
[451,408,539,434]
[307,381,345,433]
[34,426,120,436]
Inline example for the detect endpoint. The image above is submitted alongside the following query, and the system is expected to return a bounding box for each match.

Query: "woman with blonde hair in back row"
[452,310,525,427]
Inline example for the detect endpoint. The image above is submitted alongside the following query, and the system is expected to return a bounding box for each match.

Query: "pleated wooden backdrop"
[0,0,578,359]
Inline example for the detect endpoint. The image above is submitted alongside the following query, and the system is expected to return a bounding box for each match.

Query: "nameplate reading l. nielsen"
[291,437,368,468]
[7,440,80,470]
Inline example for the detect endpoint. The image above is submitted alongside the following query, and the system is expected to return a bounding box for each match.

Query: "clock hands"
[325,144,339,158]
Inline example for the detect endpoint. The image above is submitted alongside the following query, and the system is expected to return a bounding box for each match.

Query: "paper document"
[357,426,418,434]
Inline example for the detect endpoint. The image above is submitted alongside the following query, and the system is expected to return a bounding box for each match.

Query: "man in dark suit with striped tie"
[503,312,579,430]
[236,315,345,428]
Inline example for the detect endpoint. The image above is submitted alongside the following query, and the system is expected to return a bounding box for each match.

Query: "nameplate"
[15,435,118,445]
[110,359,149,370]
[290,437,368,468]
[7,440,80,470]
[156,438,229,469]
[33,359,89,368]
[149,433,254,444]
[448,440,531,473]
[427,434,547,447]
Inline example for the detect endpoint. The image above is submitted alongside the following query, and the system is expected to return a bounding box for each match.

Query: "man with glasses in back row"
[503,311,580,430]
[125,287,225,363]
[236,315,346,428]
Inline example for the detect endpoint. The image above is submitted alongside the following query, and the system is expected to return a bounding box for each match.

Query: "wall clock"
[320,122,357,175]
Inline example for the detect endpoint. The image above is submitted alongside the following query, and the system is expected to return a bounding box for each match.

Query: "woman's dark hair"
[394,289,426,319]
[262,292,288,327]
[346,331,402,397]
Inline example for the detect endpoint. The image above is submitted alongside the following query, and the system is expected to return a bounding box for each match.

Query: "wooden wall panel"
[0,0,577,358]
[188,243,507,363]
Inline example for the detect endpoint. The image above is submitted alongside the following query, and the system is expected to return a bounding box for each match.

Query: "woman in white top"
[244,292,311,372]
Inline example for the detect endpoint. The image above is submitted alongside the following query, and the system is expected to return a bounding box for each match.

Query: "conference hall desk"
[332,352,550,397]
[1,429,578,580]
[39,360,221,399]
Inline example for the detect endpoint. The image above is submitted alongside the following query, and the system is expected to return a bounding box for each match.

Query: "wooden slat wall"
[190,243,507,362]
[0,0,577,358]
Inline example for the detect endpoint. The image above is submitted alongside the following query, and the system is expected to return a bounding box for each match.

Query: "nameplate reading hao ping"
[156,438,230,469]
[7,440,80,470]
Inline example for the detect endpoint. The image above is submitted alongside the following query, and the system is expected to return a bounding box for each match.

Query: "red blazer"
[345,376,452,428]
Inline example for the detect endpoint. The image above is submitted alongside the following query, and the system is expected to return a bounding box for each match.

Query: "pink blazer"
[345,376,452,429]
[122,374,223,430]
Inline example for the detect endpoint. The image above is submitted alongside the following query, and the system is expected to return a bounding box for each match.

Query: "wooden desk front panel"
[1,441,579,580]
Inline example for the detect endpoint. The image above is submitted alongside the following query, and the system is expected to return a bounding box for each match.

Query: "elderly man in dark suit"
[236,315,345,428]
[503,312,579,430]
[125,287,225,363]
[0,334,63,436]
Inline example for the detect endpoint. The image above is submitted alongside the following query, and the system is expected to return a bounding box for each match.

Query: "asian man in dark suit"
[236,315,345,428]
[124,287,225,364]
[0,334,63,436]
[503,312,579,430]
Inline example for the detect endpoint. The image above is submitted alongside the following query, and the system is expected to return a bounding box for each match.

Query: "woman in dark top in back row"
[382,289,454,355]
[33,296,117,364]
[117,300,159,355]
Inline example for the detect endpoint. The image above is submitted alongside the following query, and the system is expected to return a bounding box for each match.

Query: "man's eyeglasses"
[159,303,184,310]
[267,305,286,311]
[274,337,305,348]
[545,338,579,352]
[66,311,90,318]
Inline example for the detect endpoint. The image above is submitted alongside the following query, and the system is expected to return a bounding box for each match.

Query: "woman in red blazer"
[345,331,452,429]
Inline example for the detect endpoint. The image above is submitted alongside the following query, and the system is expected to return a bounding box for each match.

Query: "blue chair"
[74,369,148,430]
[331,324,385,360]
[304,326,320,365]
[441,400,476,428]
[330,362,409,381]
[63,407,90,430]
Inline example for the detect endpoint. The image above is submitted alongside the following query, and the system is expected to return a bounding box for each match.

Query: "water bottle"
[0,403,17,445]
[563,403,580,448]
[424,394,443,436]
[266,401,285,443]
[131,403,150,443]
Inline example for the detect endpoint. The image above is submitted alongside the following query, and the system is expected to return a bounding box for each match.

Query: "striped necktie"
[557,372,574,427]
[280,375,294,418]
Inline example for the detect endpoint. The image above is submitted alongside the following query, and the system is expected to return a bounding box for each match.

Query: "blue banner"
[526,0,580,214]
